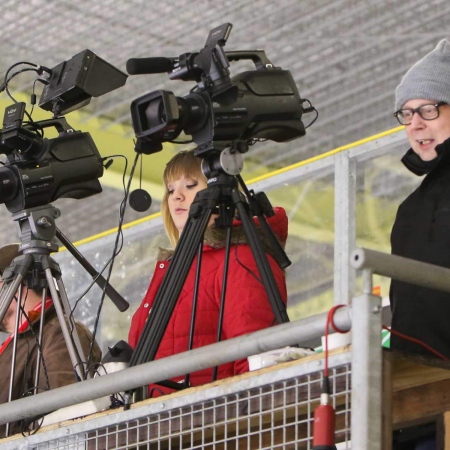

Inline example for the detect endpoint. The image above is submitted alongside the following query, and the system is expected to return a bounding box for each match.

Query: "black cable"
[86,152,139,367]
[9,287,55,438]
[3,66,39,109]
[59,153,131,372]
[63,155,129,368]
[68,154,129,319]
[16,288,51,392]
[1,62,39,92]
[233,226,264,284]
[1,61,51,133]
[303,99,319,129]
[231,223,279,328]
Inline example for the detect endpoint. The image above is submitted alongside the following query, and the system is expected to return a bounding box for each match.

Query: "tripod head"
[0,202,129,316]
[0,206,60,304]
[192,143,291,270]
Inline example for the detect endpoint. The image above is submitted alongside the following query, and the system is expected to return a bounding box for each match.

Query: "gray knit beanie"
[395,39,450,111]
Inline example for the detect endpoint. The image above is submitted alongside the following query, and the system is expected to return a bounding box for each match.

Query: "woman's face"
[404,99,450,161]
[166,174,207,232]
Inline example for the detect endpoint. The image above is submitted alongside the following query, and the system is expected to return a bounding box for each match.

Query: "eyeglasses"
[394,102,446,125]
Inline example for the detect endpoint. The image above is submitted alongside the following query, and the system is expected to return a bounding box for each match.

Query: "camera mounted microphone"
[126,57,177,75]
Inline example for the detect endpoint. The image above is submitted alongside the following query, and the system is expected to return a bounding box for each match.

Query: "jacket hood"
[157,206,288,261]
[401,136,450,176]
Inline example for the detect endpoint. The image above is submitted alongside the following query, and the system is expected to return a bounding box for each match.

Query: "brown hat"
[0,243,21,274]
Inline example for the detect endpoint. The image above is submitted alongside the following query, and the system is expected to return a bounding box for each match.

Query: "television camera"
[127,22,314,159]
[124,23,316,381]
[0,50,127,213]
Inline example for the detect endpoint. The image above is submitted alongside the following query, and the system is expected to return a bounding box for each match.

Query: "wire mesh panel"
[2,354,352,450]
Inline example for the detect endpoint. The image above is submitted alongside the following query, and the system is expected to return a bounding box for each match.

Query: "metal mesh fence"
[6,354,351,450]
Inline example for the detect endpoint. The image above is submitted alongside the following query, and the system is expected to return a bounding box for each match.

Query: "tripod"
[0,203,128,436]
[128,146,291,394]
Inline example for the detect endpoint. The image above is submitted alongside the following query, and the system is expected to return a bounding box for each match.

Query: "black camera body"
[129,23,308,156]
[211,67,305,143]
[0,50,127,213]
[0,103,103,212]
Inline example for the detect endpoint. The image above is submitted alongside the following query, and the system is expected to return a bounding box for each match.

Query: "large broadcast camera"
[127,22,314,158]
[0,50,127,213]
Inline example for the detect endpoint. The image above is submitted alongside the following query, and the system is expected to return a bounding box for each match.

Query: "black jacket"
[390,137,450,360]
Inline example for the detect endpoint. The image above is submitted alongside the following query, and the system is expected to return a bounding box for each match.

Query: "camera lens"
[0,166,18,204]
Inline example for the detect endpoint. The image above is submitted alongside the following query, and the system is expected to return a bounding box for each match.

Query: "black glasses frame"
[394,102,446,125]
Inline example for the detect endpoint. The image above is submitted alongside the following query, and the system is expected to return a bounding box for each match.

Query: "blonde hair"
[161,150,207,247]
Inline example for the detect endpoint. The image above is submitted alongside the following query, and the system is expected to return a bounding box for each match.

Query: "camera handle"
[127,149,290,403]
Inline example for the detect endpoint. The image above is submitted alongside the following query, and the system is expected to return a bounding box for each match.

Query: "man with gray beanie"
[0,243,101,438]
[391,38,450,449]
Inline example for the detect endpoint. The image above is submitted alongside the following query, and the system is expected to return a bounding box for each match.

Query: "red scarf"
[0,299,53,356]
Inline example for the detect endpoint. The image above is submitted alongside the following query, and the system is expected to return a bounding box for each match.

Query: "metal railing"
[5,129,446,449]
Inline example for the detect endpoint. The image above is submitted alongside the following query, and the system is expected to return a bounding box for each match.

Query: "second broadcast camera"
[0,50,127,213]
[128,23,314,156]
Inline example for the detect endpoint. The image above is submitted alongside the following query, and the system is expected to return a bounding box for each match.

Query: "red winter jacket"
[128,207,288,396]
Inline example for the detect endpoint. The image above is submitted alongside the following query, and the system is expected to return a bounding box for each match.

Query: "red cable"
[324,304,347,377]
[315,305,447,449]
[383,325,449,362]
[312,304,346,449]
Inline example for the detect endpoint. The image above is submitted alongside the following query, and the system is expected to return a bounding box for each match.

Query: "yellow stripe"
[63,126,405,249]
[246,126,404,184]
[61,212,162,249]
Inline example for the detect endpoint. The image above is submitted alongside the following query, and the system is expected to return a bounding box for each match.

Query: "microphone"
[126,57,176,75]
[129,188,152,212]
[312,377,337,450]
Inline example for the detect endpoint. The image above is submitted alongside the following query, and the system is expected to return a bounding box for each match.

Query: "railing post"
[351,287,382,449]
[334,151,356,305]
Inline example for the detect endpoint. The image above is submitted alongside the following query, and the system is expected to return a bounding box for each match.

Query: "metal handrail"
[0,307,351,425]
[351,247,450,293]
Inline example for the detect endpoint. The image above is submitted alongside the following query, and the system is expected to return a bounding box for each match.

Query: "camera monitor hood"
[39,49,128,116]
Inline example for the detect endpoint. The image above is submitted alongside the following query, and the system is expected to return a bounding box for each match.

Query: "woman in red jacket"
[128,150,288,397]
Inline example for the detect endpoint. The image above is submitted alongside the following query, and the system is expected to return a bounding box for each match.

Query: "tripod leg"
[5,283,24,437]
[1,255,34,437]
[55,276,90,377]
[130,186,220,367]
[236,175,291,270]
[33,288,49,394]
[0,281,19,324]
[212,226,233,382]
[41,256,87,381]
[184,241,204,388]
[0,259,31,324]
[232,189,290,325]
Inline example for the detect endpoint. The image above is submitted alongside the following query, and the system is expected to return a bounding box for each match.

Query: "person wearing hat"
[390,39,450,449]
[0,243,102,438]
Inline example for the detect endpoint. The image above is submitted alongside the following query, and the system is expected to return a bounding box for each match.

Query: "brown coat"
[0,306,101,437]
